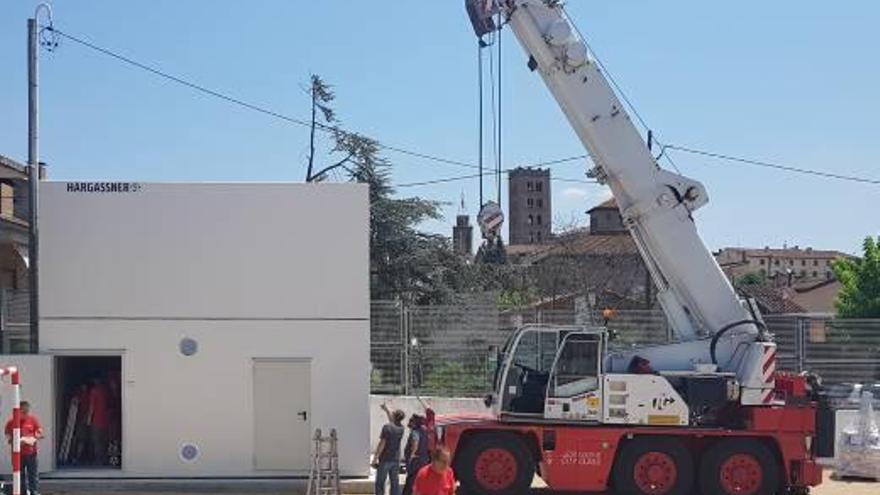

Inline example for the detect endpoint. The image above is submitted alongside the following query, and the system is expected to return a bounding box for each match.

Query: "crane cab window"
[501,329,559,415]
[550,334,600,398]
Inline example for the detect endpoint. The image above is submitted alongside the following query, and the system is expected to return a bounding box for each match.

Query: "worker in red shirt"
[87,377,111,465]
[413,447,456,495]
[73,383,91,462]
[5,401,44,495]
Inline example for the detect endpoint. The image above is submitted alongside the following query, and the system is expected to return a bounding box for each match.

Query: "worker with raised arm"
[402,414,430,495]
[6,401,44,495]
[373,403,405,495]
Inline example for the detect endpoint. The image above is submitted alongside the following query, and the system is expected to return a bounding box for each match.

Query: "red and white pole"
[1,367,21,495]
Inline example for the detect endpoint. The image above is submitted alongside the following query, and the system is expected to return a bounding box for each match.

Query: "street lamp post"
[26,3,53,353]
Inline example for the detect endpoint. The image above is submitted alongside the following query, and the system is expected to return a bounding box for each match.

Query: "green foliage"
[370,367,384,389]
[338,128,503,305]
[420,361,488,397]
[498,287,539,310]
[310,75,541,305]
[833,236,880,318]
[737,272,766,286]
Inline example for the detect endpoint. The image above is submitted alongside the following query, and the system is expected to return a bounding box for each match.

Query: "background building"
[511,198,652,310]
[452,214,473,256]
[715,245,849,283]
[0,154,44,353]
[508,167,551,245]
[586,198,626,234]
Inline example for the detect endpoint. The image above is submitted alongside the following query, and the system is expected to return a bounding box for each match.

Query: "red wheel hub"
[633,451,678,494]
[719,454,763,495]
[474,447,518,491]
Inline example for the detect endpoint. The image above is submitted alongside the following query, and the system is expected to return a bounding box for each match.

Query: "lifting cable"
[496,8,503,206]
[487,37,498,203]
[477,42,484,207]
[476,14,505,210]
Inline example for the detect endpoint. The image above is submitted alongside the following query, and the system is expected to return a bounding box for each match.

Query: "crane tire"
[613,436,695,495]
[698,438,781,495]
[455,433,535,495]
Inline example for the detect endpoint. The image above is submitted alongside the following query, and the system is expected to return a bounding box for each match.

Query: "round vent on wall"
[180,443,199,462]
[179,337,198,356]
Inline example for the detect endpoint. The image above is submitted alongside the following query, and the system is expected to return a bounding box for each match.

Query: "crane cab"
[490,325,741,427]
[492,325,605,420]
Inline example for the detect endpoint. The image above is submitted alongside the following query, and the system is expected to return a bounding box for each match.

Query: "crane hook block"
[466,0,498,38]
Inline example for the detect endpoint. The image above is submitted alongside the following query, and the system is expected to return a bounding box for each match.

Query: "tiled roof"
[0,155,27,175]
[510,231,638,263]
[738,285,806,314]
[792,278,840,294]
[587,198,618,213]
[543,233,638,257]
[506,243,547,256]
[725,246,848,260]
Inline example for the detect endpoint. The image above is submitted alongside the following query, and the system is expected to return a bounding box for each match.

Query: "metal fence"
[766,315,880,385]
[370,302,672,396]
[371,302,880,397]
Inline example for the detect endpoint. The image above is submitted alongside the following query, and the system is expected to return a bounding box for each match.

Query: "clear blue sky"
[1,1,877,254]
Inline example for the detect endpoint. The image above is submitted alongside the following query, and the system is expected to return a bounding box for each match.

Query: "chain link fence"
[372,302,880,397]
[766,315,880,385]
[370,302,672,397]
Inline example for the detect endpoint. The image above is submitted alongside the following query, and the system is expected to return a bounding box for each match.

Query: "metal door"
[253,358,311,471]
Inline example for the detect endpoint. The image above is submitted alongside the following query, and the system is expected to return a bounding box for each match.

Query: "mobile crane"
[434,2,823,494]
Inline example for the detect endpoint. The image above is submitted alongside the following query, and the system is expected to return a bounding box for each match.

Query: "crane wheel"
[613,437,694,495]
[455,433,535,495]
[698,439,780,495]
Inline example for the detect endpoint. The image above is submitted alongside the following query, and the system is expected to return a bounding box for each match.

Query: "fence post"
[795,316,806,373]
[0,289,6,354]
[402,304,410,396]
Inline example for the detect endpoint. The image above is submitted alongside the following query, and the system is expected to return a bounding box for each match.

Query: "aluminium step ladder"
[306,428,341,495]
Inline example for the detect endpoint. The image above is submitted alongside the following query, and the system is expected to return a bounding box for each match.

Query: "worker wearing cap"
[5,400,44,495]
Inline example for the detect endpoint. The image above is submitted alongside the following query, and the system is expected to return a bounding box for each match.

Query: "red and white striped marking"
[0,367,21,495]
[761,347,777,403]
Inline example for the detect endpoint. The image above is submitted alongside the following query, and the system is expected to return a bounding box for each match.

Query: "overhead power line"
[666,145,880,185]
[45,27,877,189]
[46,27,481,169]
[397,171,598,189]
[47,26,593,177]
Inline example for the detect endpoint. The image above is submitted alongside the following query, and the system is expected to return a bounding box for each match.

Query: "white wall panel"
[42,320,370,477]
[40,182,369,320]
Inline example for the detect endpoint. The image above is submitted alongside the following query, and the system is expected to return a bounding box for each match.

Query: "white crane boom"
[468,0,776,404]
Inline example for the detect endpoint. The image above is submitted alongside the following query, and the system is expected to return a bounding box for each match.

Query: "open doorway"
[55,356,122,469]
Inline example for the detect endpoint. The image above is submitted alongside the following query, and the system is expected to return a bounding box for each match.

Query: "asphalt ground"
[32,469,878,494]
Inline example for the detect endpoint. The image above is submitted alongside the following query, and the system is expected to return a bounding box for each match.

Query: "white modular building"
[0,181,370,478]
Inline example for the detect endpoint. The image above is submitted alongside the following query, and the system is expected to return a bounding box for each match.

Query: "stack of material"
[836,392,880,480]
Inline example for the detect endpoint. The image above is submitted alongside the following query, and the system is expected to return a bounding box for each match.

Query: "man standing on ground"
[372,403,405,495]
[87,376,110,466]
[5,400,44,495]
[401,414,429,495]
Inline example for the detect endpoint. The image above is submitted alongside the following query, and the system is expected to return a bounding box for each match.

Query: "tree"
[832,236,880,318]
[308,75,525,304]
[339,130,467,304]
[304,75,354,182]
[736,272,766,286]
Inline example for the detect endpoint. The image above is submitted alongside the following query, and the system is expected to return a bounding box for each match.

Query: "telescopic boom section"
[470,0,757,344]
